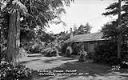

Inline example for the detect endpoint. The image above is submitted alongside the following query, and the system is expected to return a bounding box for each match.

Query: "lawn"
[20,54,128,80]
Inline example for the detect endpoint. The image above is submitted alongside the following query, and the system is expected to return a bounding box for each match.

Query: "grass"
[20,54,128,80]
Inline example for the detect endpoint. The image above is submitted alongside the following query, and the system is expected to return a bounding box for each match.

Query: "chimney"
[70,28,73,39]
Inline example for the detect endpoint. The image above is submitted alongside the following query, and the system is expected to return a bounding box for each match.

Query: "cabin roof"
[66,32,105,42]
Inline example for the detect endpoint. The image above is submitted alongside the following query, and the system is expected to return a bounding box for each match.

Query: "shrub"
[29,46,41,53]
[71,43,81,55]
[44,50,57,57]
[86,52,94,59]
[42,48,57,57]
[93,41,120,65]
[0,61,32,80]
[93,41,128,68]
[1,49,7,61]
[1,43,7,61]
[61,42,68,56]
[61,42,81,56]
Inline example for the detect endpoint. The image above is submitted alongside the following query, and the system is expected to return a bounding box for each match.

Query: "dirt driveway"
[19,54,128,80]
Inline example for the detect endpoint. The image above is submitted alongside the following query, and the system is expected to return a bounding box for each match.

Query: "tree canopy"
[0,0,74,43]
[0,0,73,63]
[73,23,92,35]
[102,0,128,40]
[101,0,128,59]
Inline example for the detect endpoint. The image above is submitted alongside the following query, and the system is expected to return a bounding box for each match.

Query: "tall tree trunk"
[117,0,122,59]
[16,11,20,63]
[7,10,20,65]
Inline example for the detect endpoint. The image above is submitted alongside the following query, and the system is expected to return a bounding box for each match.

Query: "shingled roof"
[67,32,105,42]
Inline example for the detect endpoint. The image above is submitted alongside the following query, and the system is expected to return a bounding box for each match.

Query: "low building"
[66,32,108,54]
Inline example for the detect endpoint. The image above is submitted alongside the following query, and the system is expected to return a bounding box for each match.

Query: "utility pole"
[117,0,122,59]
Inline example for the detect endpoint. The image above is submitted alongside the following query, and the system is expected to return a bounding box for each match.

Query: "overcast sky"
[46,0,117,34]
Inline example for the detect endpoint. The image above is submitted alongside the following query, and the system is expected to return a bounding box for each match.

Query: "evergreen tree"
[74,23,91,35]
[102,0,128,59]
[0,0,73,64]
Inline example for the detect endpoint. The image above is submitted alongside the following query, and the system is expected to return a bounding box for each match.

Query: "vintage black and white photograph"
[0,0,128,80]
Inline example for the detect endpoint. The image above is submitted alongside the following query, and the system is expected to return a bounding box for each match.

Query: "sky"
[46,0,117,34]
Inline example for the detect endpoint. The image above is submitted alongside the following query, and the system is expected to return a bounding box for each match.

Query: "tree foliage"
[73,23,92,35]
[0,0,73,62]
[95,0,128,65]
[0,0,74,41]
[0,0,74,42]
[0,0,73,38]
[102,0,128,43]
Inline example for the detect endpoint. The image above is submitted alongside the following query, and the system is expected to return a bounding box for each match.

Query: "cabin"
[66,32,108,54]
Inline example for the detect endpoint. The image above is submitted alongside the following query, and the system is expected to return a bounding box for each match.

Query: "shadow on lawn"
[19,55,127,80]
[43,57,75,63]
[51,61,111,75]
[27,54,43,57]
[33,60,112,80]
[20,59,41,64]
